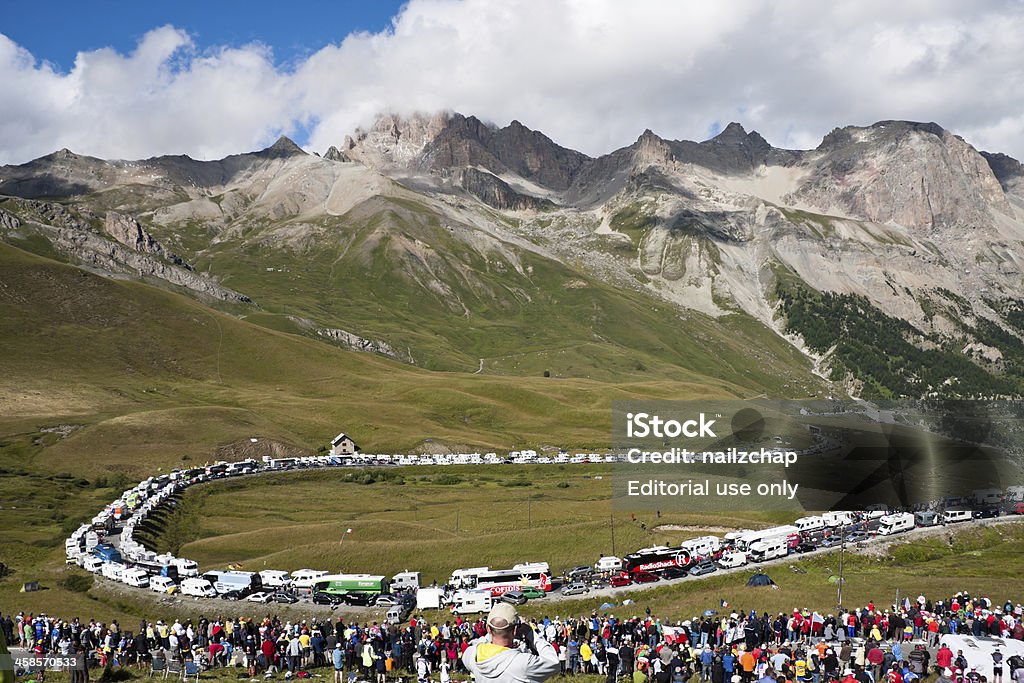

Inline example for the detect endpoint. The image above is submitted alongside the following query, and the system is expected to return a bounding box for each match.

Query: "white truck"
[878,512,915,535]
[416,587,446,610]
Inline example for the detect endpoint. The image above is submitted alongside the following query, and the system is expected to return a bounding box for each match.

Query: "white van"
[450,590,492,614]
[594,556,623,573]
[748,538,788,562]
[150,576,177,594]
[794,516,826,533]
[102,562,126,581]
[259,570,292,588]
[291,569,329,590]
[717,551,748,569]
[878,512,915,535]
[822,511,855,527]
[122,568,150,588]
[180,577,217,598]
[82,556,104,573]
[391,571,421,590]
[174,559,200,577]
[941,510,972,524]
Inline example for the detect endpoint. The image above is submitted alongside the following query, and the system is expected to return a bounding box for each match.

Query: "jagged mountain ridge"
[3,112,1024,398]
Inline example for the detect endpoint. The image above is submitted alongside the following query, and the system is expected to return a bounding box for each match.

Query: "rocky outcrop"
[981,151,1024,193]
[315,326,414,363]
[104,211,189,267]
[458,168,554,211]
[324,146,351,162]
[0,198,250,303]
[791,121,1013,230]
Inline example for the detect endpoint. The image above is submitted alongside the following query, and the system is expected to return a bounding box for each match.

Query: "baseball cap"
[487,603,517,630]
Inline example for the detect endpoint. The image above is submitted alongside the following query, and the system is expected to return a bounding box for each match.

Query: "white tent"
[939,634,1024,682]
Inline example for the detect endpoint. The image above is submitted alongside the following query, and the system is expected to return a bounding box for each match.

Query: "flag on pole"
[346,528,352,533]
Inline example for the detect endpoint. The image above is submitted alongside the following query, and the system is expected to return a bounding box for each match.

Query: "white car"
[245,591,273,603]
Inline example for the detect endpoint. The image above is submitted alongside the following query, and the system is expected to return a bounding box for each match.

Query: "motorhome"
[733,525,800,552]
[973,489,1003,507]
[878,513,915,536]
[180,577,217,598]
[717,551,748,569]
[678,536,721,560]
[82,556,104,573]
[594,556,623,573]
[203,570,261,595]
[748,538,788,562]
[258,570,292,588]
[448,566,490,589]
[150,576,177,594]
[941,510,972,524]
[794,516,826,533]
[101,562,126,581]
[291,569,329,589]
[914,511,940,527]
[133,559,179,580]
[391,571,421,590]
[174,558,200,577]
[92,544,122,564]
[822,512,856,527]
[449,590,493,614]
[122,568,150,588]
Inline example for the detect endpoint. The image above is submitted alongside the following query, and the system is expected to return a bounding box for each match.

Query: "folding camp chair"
[183,660,200,683]
[150,657,167,678]
[166,659,183,680]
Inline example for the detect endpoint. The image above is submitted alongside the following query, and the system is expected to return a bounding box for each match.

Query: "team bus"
[623,546,691,574]
[312,574,390,596]
[471,563,552,596]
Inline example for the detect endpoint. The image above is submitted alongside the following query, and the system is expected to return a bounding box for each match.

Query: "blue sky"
[4,0,407,70]
[1,1,1023,164]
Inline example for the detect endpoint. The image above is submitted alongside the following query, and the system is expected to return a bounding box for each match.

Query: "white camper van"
[878,512,915,536]
[102,562,126,582]
[822,511,855,527]
[174,559,200,577]
[122,568,150,588]
[82,556,104,573]
[259,570,292,588]
[794,516,826,533]
[150,576,177,594]
[594,556,623,573]
[391,571,421,590]
[748,538,788,562]
[291,569,329,590]
[941,510,972,524]
[180,577,217,598]
[449,590,492,614]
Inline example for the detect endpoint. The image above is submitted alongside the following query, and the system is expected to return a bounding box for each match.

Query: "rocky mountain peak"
[713,121,748,141]
[981,151,1024,191]
[323,145,351,162]
[257,136,307,159]
[342,112,453,169]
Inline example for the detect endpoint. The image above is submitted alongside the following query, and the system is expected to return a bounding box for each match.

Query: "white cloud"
[1,0,1023,164]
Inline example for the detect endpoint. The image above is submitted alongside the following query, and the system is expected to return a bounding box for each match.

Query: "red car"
[633,571,661,584]
[609,574,633,587]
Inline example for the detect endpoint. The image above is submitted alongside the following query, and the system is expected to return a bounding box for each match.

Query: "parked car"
[844,531,869,543]
[313,592,345,606]
[565,565,592,580]
[561,582,589,596]
[245,591,273,603]
[609,574,632,588]
[974,508,1000,519]
[272,592,299,604]
[794,542,817,554]
[373,594,401,607]
[633,572,660,584]
[688,561,717,577]
[519,586,546,599]
[341,592,373,606]
[658,567,688,580]
[501,591,529,606]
